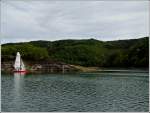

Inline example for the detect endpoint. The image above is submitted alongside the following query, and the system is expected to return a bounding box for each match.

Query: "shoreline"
[1,61,149,74]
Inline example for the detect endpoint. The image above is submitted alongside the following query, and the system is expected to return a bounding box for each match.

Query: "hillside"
[1,37,149,68]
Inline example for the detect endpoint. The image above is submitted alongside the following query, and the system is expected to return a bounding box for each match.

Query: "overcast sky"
[1,0,149,44]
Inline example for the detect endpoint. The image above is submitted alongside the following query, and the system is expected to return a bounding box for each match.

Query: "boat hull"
[13,70,28,73]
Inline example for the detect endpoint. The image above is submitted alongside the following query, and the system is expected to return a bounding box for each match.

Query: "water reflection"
[13,72,25,110]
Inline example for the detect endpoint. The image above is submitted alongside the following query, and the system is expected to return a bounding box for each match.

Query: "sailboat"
[14,52,27,73]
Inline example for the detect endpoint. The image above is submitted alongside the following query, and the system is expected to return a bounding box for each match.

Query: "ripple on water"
[2,72,149,112]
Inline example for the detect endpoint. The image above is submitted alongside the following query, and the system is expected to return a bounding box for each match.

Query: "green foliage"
[2,43,49,61]
[1,37,149,67]
[128,37,149,67]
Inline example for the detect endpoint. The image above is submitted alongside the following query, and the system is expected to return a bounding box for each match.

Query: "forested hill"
[2,37,149,67]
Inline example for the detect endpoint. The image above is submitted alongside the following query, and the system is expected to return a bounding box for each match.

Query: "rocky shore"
[1,61,79,73]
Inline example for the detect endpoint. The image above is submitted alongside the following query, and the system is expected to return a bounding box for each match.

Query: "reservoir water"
[2,70,149,112]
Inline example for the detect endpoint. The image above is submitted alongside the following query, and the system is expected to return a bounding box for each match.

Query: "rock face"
[1,61,14,72]
[1,61,78,73]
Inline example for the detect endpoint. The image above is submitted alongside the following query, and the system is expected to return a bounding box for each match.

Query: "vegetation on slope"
[1,37,149,67]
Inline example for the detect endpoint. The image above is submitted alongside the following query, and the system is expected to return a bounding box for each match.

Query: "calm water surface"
[2,70,149,112]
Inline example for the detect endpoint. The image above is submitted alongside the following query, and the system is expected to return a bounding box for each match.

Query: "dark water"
[2,70,149,112]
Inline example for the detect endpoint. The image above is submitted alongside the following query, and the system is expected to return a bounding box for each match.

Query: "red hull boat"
[13,70,28,73]
[14,52,27,74]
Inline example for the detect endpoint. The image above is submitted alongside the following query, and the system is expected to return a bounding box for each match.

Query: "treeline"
[1,37,149,67]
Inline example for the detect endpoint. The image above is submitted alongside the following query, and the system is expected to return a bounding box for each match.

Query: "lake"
[1,69,149,112]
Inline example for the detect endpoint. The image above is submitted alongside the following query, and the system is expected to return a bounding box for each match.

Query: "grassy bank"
[70,65,100,72]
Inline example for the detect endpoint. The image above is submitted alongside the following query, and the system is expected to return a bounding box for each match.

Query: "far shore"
[1,61,148,74]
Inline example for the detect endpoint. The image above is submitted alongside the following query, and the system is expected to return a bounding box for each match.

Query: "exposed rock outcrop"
[1,61,79,73]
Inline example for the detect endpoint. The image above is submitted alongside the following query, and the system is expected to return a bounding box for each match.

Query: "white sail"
[14,52,26,71]
[20,58,25,70]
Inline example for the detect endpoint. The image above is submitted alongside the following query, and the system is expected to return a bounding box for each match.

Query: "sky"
[1,0,149,44]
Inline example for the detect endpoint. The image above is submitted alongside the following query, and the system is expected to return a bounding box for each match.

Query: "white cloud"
[1,0,149,43]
